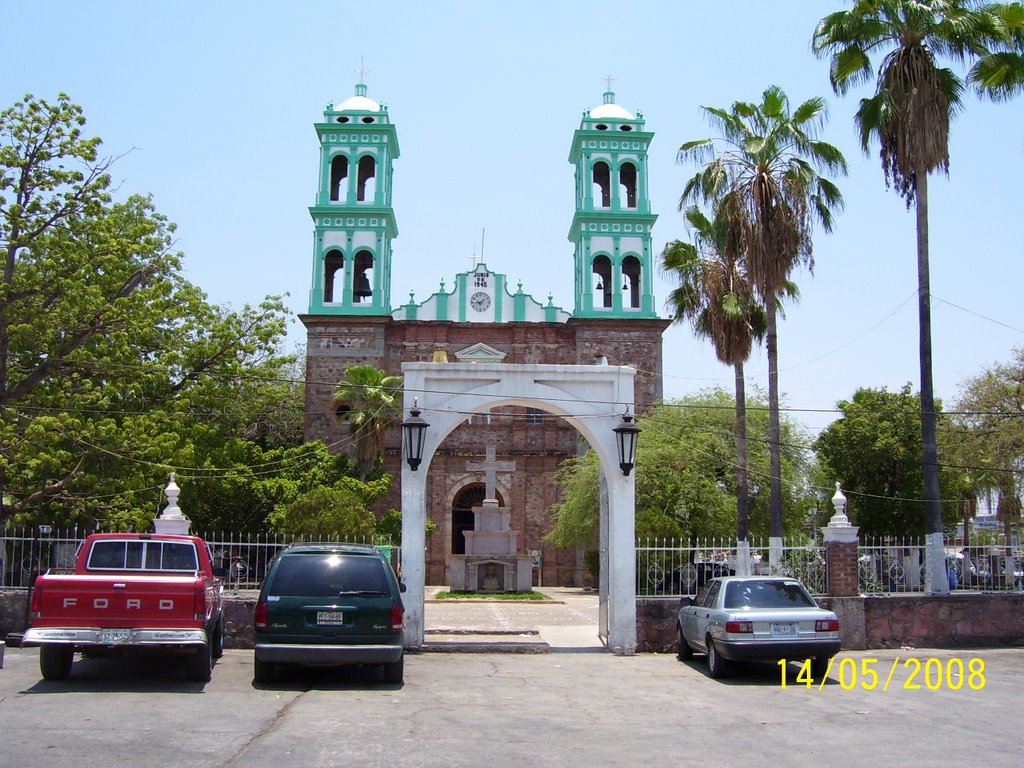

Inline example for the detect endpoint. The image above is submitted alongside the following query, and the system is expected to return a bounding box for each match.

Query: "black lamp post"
[613,412,641,476]
[402,399,429,471]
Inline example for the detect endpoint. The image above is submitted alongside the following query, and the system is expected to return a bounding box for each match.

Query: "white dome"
[589,102,635,120]
[336,94,381,112]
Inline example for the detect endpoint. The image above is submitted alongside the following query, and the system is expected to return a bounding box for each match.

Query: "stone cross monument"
[449,442,532,592]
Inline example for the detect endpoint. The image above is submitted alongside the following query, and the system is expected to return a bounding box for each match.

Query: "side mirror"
[679,596,694,607]
[399,582,407,593]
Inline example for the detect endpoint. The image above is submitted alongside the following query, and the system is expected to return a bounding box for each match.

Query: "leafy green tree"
[175,440,354,533]
[813,0,1024,590]
[268,486,378,540]
[814,385,960,537]
[0,94,296,528]
[546,390,813,547]
[950,347,1024,540]
[373,507,436,544]
[332,363,403,479]
[677,85,846,544]
[661,203,766,545]
[544,450,602,551]
[268,469,390,539]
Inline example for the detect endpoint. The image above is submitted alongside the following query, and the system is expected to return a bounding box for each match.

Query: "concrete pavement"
[1,643,1021,767]
[422,585,605,652]
[3,589,1021,766]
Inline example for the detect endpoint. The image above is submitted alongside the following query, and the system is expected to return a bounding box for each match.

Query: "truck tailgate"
[32,573,201,628]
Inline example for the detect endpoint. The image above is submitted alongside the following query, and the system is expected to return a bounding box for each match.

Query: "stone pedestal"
[450,498,532,592]
[449,554,534,592]
[153,473,191,535]
[823,483,859,598]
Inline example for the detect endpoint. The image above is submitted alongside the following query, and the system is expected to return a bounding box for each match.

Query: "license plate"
[316,611,345,625]
[771,622,798,638]
[100,628,131,644]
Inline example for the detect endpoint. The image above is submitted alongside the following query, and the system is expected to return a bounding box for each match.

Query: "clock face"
[470,291,491,312]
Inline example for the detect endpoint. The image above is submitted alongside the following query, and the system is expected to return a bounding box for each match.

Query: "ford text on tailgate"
[22,533,224,682]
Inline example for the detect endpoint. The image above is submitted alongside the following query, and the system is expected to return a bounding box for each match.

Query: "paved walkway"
[423,585,605,652]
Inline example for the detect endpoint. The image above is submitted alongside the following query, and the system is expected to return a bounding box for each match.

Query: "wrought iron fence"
[858,537,1023,594]
[0,527,397,590]
[636,537,828,597]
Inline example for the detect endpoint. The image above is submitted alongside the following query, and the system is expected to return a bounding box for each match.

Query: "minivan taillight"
[390,603,405,630]
[254,601,268,630]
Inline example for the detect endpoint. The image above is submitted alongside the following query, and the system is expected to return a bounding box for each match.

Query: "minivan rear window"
[269,554,390,597]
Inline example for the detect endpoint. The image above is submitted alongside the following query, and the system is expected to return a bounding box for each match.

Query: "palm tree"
[332,363,403,478]
[678,86,847,554]
[813,0,1024,593]
[661,203,766,568]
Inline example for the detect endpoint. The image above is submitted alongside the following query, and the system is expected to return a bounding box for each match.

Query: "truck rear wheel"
[211,616,225,659]
[185,643,213,682]
[40,644,74,681]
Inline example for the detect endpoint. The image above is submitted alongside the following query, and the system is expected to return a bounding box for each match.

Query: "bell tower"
[307,80,399,315]
[568,87,657,318]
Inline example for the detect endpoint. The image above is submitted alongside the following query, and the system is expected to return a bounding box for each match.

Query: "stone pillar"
[153,473,191,535]
[822,483,860,598]
[401,460,427,650]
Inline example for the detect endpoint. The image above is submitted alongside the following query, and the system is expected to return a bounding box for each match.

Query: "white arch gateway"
[400,361,639,654]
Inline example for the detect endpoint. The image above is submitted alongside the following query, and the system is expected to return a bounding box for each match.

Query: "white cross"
[466,444,516,503]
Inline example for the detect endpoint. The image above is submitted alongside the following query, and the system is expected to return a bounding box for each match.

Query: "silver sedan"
[676,576,841,678]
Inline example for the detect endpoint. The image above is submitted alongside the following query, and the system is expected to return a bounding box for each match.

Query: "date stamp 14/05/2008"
[779,656,986,691]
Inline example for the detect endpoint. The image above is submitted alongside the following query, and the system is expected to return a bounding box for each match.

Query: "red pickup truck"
[22,532,224,682]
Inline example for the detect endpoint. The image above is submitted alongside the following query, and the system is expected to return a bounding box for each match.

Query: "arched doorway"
[400,361,639,655]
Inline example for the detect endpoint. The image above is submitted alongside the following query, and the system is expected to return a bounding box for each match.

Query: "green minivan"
[253,543,405,683]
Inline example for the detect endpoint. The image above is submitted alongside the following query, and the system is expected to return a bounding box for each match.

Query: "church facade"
[300,82,669,586]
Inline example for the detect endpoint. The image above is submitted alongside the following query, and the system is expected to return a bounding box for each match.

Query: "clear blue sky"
[7,1,1024,436]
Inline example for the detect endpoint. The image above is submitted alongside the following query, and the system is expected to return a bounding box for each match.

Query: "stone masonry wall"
[635,592,1024,653]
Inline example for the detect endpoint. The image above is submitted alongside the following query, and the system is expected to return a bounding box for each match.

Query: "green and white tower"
[568,87,657,318]
[307,81,399,315]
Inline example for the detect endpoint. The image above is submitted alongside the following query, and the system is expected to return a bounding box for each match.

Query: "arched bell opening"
[618,162,637,209]
[356,155,377,202]
[592,254,612,308]
[329,155,349,202]
[323,250,344,303]
[592,161,611,208]
[353,250,374,302]
[622,255,641,309]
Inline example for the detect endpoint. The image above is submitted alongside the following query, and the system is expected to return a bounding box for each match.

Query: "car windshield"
[723,580,815,609]
[269,554,390,597]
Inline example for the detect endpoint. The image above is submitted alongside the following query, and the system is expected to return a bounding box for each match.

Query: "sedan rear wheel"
[811,656,832,680]
[706,636,728,678]
[676,625,693,661]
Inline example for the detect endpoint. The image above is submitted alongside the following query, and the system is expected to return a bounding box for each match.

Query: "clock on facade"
[470,291,491,312]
